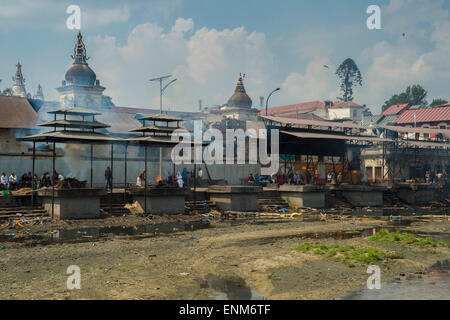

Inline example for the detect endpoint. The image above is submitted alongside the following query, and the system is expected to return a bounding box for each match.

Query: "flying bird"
[323,65,329,69]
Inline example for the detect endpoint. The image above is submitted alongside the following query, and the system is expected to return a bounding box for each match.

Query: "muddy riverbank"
[0,215,448,300]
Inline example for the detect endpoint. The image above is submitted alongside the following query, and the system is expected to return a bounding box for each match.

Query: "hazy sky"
[0,0,449,113]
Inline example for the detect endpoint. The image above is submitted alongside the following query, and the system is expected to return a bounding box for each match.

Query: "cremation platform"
[395,183,439,205]
[130,187,187,215]
[37,188,106,220]
[208,185,262,212]
[279,185,325,209]
[332,185,387,207]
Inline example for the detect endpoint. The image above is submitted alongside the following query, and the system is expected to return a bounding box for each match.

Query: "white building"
[327,101,365,120]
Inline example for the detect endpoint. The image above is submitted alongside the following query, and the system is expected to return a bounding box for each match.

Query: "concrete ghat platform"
[37,188,106,220]
[130,187,187,215]
[279,185,325,209]
[395,183,439,205]
[208,186,262,212]
[332,185,387,207]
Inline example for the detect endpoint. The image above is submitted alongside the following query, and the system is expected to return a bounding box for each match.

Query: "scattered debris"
[124,201,144,215]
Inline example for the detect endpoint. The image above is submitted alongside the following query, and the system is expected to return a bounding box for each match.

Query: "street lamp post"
[149,75,178,179]
[265,88,281,116]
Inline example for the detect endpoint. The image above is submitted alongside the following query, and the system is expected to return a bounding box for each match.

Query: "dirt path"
[0,218,449,300]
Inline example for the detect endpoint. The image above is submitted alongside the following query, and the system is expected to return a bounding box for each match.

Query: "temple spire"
[34,84,44,100]
[71,32,89,64]
[234,73,246,93]
[12,62,25,86]
[11,62,27,97]
[226,72,252,109]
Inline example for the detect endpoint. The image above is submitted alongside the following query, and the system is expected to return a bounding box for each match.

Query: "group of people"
[1,170,64,191]
[247,173,267,185]
[255,169,344,186]
[135,167,204,189]
[425,171,447,184]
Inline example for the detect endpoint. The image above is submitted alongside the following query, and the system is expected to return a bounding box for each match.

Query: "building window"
[353,110,358,118]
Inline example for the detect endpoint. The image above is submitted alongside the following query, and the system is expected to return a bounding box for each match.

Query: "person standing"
[337,172,343,185]
[32,174,39,189]
[176,172,184,188]
[248,173,255,185]
[314,170,320,185]
[51,170,59,186]
[182,168,189,187]
[306,168,312,185]
[105,166,112,190]
[137,170,145,187]
[190,168,195,186]
[197,168,203,185]
[327,172,332,184]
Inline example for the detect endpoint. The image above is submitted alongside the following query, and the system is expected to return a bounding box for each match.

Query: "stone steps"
[257,198,290,211]
[0,206,47,219]
[185,200,215,213]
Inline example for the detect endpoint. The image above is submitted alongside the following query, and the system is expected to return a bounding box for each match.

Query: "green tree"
[335,58,363,102]
[102,95,114,107]
[430,98,448,107]
[382,85,428,111]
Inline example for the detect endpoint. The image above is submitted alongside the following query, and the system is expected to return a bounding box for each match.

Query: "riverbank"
[0,215,448,299]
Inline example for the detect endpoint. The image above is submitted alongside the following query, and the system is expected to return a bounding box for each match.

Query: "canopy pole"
[144,145,148,215]
[124,143,128,203]
[31,141,35,207]
[90,144,93,188]
[159,147,162,181]
[110,144,114,215]
[193,162,197,205]
[52,142,55,219]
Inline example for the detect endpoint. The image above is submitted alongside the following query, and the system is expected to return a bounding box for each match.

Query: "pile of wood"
[11,188,33,196]
[56,178,87,189]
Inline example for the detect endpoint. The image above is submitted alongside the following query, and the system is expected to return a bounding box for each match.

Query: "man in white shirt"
[9,172,18,190]
[1,172,8,190]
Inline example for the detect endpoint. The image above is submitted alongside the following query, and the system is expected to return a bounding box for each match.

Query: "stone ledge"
[208,185,262,194]
[37,188,106,198]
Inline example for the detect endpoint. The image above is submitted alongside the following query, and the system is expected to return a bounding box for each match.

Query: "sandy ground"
[0,216,449,300]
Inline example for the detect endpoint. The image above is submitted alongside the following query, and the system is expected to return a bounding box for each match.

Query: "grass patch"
[294,243,403,267]
[369,229,449,247]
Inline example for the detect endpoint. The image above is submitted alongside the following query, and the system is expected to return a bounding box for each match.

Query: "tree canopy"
[430,98,448,107]
[382,85,428,111]
[335,58,362,102]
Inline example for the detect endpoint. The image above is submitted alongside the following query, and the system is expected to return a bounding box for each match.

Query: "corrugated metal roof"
[382,104,409,116]
[20,130,123,143]
[0,96,38,129]
[378,124,450,137]
[39,120,110,129]
[129,126,181,133]
[48,107,101,116]
[401,140,449,149]
[261,101,326,116]
[360,115,383,126]
[377,115,399,126]
[395,106,450,124]
[140,114,183,122]
[262,116,366,130]
[262,101,363,117]
[281,131,390,142]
